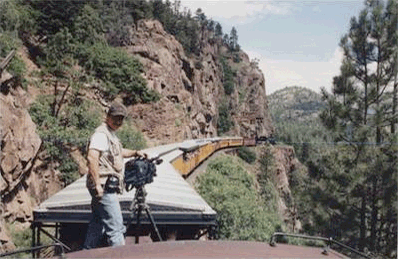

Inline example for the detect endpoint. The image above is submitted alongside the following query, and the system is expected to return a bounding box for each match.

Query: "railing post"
[31,223,36,258]
[269,233,276,247]
[37,223,41,258]
[322,237,331,255]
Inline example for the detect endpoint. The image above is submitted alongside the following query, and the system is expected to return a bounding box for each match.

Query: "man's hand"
[122,148,148,159]
[95,184,104,199]
[136,151,148,159]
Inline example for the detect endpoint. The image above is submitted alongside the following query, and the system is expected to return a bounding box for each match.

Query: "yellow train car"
[171,137,246,177]
[228,137,244,147]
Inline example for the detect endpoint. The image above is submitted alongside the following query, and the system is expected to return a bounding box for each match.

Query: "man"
[83,102,147,249]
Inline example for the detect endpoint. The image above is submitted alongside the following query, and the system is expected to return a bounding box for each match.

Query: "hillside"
[268,86,325,123]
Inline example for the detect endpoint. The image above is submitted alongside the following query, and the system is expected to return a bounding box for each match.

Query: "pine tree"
[215,22,223,38]
[230,26,239,51]
[319,0,397,256]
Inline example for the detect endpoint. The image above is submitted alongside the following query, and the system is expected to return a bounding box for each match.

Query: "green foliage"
[316,1,398,256]
[258,145,274,184]
[229,27,239,52]
[26,0,159,105]
[237,146,256,164]
[78,42,157,103]
[220,57,235,95]
[217,99,234,135]
[116,119,147,151]
[0,0,38,35]
[100,1,133,47]
[73,4,104,45]
[268,86,331,164]
[8,223,54,258]
[43,27,76,77]
[30,95,102,185]
[7,223,31,258]
[0,33,26,78]
[196,155,282,241]
[30,0,84,37]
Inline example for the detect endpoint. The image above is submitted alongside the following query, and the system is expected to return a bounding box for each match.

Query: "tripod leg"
[135,206,142,244]
[144,206,163,242]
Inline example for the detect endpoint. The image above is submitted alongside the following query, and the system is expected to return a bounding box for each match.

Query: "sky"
[180,0,365,95]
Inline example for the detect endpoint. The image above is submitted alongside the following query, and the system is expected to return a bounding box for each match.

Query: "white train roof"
[34,139,217,225]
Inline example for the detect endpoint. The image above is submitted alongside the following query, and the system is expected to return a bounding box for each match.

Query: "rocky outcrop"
[125,20,273,146]
[0,72,62,252]
[271,145,303,233]
[230,52,273,137]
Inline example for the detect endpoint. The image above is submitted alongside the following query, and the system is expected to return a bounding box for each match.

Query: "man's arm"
[87,149,103,198]
[122,148,148,159]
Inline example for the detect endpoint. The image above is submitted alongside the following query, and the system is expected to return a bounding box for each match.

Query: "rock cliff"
[125,20,273,146]
[0,68,62,253]
[270,145,303,232]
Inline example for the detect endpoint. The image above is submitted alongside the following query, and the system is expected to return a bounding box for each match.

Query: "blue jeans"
[83,192,126,249]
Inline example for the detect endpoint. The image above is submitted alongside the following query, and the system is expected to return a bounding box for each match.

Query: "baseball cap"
[108,102,127,117]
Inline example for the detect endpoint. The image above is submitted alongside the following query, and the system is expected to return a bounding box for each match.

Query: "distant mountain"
[268,86,326,123]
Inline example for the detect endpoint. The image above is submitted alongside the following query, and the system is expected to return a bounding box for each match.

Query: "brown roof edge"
[64,240,348,259]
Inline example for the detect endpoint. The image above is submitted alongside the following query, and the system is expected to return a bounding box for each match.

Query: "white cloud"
[246,47,344,95]
[181,0,293,24]
[312,6,322,13]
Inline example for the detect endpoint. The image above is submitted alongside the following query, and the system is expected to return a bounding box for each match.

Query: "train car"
[243,137,256,147]
[228,137,244,147]
[171,137,248,177]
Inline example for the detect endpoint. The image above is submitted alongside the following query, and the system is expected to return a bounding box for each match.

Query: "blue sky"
[181,0,365,94]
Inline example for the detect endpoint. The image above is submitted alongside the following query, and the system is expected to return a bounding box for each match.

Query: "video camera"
[124,155,163,191]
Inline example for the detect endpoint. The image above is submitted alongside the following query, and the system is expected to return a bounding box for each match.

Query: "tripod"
[128,185,163,244]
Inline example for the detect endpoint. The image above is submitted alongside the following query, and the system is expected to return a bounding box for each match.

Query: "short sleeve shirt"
[89,132,109,152]
[86,123,124,191]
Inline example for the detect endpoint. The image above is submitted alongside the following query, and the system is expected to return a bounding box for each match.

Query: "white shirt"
[89,132,109,152]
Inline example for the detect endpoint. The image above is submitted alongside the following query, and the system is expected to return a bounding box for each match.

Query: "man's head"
[106,102,127,131]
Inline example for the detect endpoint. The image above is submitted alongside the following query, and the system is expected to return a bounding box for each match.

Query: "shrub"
[217,99,234,135]
[8,222,55,258]
[0,33,26,78]
[237,146,256,164]
[78,42,158,103]
[258,145,274,183]
[196,155,282,241]
[30,95,102,185]
[116,119,147,151]
[220,57,235,95]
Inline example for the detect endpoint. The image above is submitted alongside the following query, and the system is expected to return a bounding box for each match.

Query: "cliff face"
[271,146,303,232]
[0,72,62,252]
[125,20,273,146]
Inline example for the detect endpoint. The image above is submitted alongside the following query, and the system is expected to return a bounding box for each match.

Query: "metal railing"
[0,243,67,258]
[269,232,371,259]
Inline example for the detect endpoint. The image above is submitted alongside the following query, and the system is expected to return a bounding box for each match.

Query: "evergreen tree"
[195,8,207,52]
[101,1,134,46]
[318,0,397,256]
[230,26,239,51]
[29,0,84,36]
[215,22,223,38]
[125,0,153,24]
[223,33,229,46]
[73,4,104,45]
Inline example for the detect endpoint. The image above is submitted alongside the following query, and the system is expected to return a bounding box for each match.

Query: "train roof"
[64,240,348,259]
[34,139,217,226]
